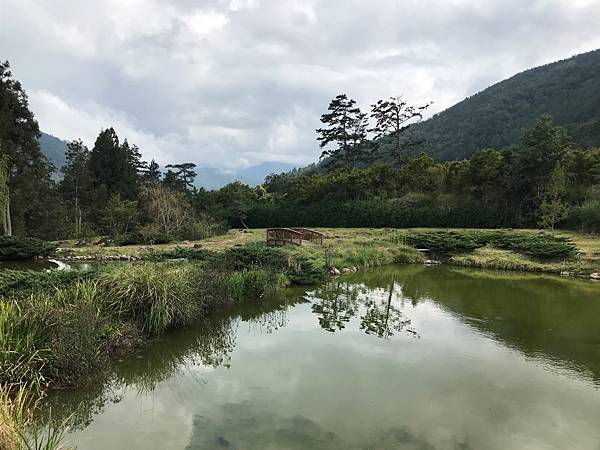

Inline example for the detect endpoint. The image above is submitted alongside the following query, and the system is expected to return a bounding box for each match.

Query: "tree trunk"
[3,197,12,236]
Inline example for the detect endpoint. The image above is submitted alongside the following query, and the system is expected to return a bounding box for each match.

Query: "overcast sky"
[1,0,600,173]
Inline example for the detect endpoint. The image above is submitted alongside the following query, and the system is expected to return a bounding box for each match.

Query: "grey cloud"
[1,0,600,174]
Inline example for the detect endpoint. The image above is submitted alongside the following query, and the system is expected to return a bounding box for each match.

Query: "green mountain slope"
[38,132,68,170]
[394,49,600,160]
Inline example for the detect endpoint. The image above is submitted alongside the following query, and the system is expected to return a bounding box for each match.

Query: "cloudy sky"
[2,0,600,177]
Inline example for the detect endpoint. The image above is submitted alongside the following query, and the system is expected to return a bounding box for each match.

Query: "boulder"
[329,267,341,276]
[591,273,600,280]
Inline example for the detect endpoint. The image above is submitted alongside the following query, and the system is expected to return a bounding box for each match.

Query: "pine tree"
[316,94,366,161]
[0,60,51,236]
[370,96,431,162]
[165,163,197,191]
[143,159,162,184]
[537,162,569,229]
[88,128,139,202]
[61,139,92,235]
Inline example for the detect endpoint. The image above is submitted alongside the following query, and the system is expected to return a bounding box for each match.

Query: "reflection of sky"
[63,274,600,450]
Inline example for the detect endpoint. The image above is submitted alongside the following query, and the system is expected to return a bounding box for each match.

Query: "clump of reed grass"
[0,300,49,388]
[0,384,71,450]
[98,263,203,335]
[224,269,289,301]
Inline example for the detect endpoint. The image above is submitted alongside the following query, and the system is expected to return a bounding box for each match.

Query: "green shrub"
[0,237,56,261]
[98,263,202,335]
[399,229,576,259]
[0,300,49,388]
[220,243,289,271]
[287,256,327,285]
[391,245,426,264]
[114,228,172,246]
[403,230,479,253]
[0,269,96,297]
[569,200,600,233]
[142,247,213,261]
[224,269,289,301]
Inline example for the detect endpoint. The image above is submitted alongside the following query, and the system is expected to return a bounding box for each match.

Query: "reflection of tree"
[43,315,239,430]
[311,277,419,339]
[360,279,414,339]
[310,281,361,332]
[42,292,305,431]
[249,308,289,334]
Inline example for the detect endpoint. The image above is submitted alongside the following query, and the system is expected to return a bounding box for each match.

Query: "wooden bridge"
[266,228,324,246]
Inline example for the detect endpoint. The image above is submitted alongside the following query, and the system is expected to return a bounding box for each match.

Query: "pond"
[48,265,600,450]
[0,259,95,271]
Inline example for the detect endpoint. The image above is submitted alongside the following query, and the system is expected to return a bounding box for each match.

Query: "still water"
[50,265,600,450]
[0,259,94,271]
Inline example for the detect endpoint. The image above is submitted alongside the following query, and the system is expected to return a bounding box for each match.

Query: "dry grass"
[55,228,600,275]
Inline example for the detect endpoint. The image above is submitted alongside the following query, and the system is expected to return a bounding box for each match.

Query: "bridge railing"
[291,228,325,245]
[266,228,303,246]
[266,228,324,246]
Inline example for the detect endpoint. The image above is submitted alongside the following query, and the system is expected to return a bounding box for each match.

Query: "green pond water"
[48,265,600,450]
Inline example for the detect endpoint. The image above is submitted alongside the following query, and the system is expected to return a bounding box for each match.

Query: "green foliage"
[0,383,72,450]
[0,237,56,261]
[102,194,138,237]
[400,229,577,259]
[224,269,289,301]
[221,242,289,271]
[569,200,600,233]
[0,269,95,297]
[142,247,213,262]
[287,256,327,285]
[396,49,600,160]
[0,301,49,388]
[98,263,203,335]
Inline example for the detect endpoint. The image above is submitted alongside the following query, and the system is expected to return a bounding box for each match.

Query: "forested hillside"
[38,132,67,170]
[404,49,600,160]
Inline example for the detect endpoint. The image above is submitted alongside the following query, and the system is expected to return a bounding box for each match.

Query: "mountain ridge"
[403,49,600,160]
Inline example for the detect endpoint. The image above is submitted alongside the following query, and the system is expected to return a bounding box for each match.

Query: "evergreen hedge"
[0,236,57,261]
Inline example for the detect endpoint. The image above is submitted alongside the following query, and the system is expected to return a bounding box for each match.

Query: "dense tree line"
[249,115,600,231]
[0,61,232,242]
[2,59,600,241]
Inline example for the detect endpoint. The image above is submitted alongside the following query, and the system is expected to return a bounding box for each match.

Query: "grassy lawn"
[55,228,600,276]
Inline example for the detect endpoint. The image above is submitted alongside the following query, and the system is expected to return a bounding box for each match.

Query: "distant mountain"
[196,162,298,189]
[37,131,295,188]
[403,49,600,160]
[38,132,68,171]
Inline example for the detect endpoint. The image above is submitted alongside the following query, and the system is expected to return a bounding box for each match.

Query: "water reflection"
[310,277,417,338]
[46,265,600,449]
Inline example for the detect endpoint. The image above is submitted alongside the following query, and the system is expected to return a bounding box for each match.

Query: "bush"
[142,247,213,261]
[0,300,49,387]
[569,200,600,233]
[220,243,289,271]
[399,229,576,259]
[0,237,56,261]
[0,269,96,297]
[98,263,203,335]
[113,227,172,246]
[403,230,480,253]
[224,269,289,301]
[287,256,327,285]
[180,219,228,241]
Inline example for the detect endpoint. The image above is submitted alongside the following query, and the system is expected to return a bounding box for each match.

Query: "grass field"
[55,228,600,276]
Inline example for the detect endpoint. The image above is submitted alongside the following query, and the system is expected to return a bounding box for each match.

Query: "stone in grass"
[591,273,600,280]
